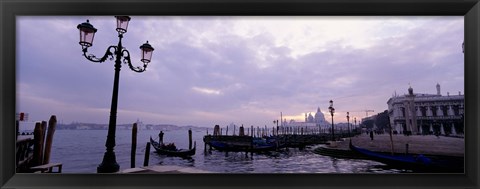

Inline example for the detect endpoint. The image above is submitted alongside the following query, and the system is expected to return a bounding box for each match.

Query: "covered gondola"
[349,141,463,173]
[208,137,282,153]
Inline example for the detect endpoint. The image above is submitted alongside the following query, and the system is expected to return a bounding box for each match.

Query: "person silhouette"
[158,131,164,144]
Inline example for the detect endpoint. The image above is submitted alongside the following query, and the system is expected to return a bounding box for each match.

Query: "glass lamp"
[77,20,97,48]
[115,16,131,35]
[140,41,154,63]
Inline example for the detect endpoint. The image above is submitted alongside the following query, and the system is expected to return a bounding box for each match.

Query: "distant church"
[283,107,330,129]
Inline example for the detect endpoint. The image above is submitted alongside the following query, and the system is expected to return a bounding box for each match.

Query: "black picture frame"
[1,0,478,189]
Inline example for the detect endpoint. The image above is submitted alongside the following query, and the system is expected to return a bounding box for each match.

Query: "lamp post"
[77,16,154,173]
[273,120,279,134]
[354,117,357,135]
[347,112,350,138]
[328,100,335,141]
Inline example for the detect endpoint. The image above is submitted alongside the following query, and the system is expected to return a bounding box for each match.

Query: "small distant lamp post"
[354,117,357,134]
[328,100,335,141]
[273,120,279,134]
[77,16,154,173]
[347,112,350,138]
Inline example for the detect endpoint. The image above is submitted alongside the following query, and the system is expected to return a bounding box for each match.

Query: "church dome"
[315,107,326,123]
[307,113,315,123]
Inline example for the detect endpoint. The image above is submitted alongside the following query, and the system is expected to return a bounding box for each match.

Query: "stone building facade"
[387,84,464,135]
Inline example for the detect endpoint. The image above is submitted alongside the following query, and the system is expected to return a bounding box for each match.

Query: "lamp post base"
[97,151,120,173]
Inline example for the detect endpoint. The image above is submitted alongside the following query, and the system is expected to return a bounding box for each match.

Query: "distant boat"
[349,141,463,173]
[150,137,196,157]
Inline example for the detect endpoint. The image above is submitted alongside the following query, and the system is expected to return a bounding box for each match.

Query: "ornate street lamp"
[77,16,154,173]
[346,112,350,138]
[328,100,335,141]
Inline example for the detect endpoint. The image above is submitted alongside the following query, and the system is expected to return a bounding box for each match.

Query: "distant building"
[283,107,331,129]
[361,114,378,130]
[387,84,464,135]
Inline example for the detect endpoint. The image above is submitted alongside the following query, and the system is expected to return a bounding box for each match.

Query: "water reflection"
[153,155,196,167]
[51,130,407,173]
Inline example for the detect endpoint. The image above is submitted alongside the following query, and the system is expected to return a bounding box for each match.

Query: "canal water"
[49,129,406,173]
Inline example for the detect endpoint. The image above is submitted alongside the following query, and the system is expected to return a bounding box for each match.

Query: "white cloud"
[192,87,222,95]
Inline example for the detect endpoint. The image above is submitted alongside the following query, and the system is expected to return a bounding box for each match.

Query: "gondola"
[349,141,463,172]
[208,137,282,152]
[150,137,196,157]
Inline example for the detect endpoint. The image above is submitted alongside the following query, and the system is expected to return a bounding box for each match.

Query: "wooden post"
[388,117,395,155]
[40,120,47,145]
[33,122,44,166]
[131,123,138,168]
[188,129,193,150]
[405,143,409,155]
[250,138,253,157]
[43,115,57,165]
[143,142,151,167]
[204,142,207,153]
[214,125,220,136]
[239,126,245,136]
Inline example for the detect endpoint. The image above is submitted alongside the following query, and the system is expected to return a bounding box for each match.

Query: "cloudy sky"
[16,16,464,127]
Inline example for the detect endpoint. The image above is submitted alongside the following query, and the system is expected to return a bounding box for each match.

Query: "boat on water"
[349,141,463,173]
[150,137,196,157]
[208,136,282,152]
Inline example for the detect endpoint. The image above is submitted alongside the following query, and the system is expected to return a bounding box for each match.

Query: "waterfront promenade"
[332,133,464,157]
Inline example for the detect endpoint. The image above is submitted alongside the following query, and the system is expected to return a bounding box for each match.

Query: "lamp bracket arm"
[82,46,117,63]
[122,49,147,73]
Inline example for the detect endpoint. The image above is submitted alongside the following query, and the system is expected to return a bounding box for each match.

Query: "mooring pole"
[131,123,137,168]
[143,142,151,167]
[188,129,193,150]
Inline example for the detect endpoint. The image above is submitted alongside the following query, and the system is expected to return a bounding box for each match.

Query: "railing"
[16,136,35,172]
[16,115,62,173]
[393,115,462,121]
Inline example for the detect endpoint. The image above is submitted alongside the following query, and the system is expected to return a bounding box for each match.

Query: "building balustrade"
[392,115,462,121]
